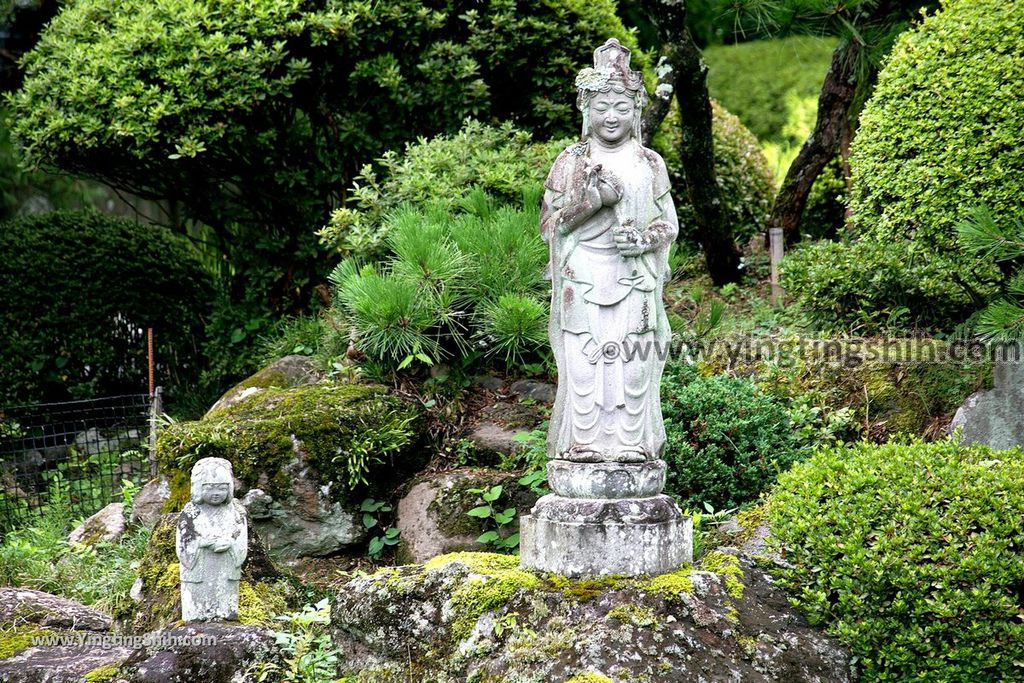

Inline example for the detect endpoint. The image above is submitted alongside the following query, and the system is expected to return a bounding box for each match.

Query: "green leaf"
[477,530,500,544]
[384,527,400,539]
[362,513,377,529]
[483,485,503,502]
[467,506,492,518]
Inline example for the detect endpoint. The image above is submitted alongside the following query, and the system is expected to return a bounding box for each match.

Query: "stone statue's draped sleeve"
[228,501,248,580]
[176,503,201,574]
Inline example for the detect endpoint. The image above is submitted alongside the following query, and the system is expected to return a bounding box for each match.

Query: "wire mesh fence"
[0,393,156,532]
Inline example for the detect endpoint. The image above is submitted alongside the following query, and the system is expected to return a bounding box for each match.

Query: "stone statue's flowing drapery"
[541,138,678,464]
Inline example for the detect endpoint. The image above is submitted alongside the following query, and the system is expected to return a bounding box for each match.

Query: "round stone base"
[519,494,692,577]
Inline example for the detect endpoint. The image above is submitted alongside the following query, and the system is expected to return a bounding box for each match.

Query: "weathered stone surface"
[950,359,1024,449]
[467,422,527,457]
[68,502,126,546]
[123,623,279,683]
[547,459,665,498]
[157,381,424,559]
[0,645,132,683]
[204,354,325,420]
[176,458,247,622]
[241,486,363,558]
[131,476,171,528]
[508,379,556,404]
[396,469,538,564]
[521,495,692,577]
[330,551,852,682]
[0,587,112,632]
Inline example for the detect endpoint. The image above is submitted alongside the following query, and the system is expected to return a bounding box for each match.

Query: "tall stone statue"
[520,38,692,577]
[176,457,248,621]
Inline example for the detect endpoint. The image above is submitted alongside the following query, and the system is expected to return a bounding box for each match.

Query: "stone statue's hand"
[613,224,646,257]
[596,170,623,207]
[582,164,603,211]
[212,539,232,552]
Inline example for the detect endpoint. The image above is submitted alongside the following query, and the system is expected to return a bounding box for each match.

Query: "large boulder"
[950,360,1024,449]
[0,644,133,683]
[0,587,112,632]
[156,380,425,559]
[330,551,852,682]
[122,623,280,683]
[204,354,325,419]
[396,469,539,564]
[68,502,126,545]
[130,476,171,528]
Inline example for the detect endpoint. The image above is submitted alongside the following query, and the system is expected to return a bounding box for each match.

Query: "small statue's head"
[575,38,647,144]
[189,457,234,507]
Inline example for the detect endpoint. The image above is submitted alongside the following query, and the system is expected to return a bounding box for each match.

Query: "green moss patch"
[0,625,54,660]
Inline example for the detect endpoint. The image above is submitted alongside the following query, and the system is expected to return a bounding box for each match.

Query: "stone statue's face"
[589,91,634,145]
[201,482,230,506]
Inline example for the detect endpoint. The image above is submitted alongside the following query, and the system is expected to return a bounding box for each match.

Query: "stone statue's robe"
[541,138,678,463]
[176,500,247,621]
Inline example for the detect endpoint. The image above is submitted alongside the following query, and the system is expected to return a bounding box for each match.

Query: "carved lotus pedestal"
[520,460,692,577]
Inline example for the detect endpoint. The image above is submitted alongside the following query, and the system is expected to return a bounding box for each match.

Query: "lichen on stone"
[83,664,122,682]
[0,625,53,660]
[699,550,744,599]
[607,604,658,628]
[564,673,613,683]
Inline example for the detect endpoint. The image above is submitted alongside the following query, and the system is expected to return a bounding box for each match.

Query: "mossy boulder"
[330,551,851,682]
[125,514,294,633]
[157,380,426,558]
[395,469,539,564]
[204,354,325,419]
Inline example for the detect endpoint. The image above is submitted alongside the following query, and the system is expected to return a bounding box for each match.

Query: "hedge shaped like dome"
[849,0,1024,280]
[0,210,214,403]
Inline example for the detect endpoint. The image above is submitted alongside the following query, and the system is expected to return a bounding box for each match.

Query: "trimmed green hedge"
[850,0,1024,294]
[661,364,806,510]
[768,438,1024,680]
[0,210,214,404]
[781,239,978,335]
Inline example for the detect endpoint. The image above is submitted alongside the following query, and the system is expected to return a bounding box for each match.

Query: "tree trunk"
[641,0,742,285]
[770,43,858,246]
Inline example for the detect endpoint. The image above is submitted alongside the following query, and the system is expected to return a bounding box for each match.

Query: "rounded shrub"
[781,239,978,334]
[849,0,1024,291]
[0,210,214,404]
[655,102,776,246]
[660,364,806,510]
[767,438,1024,680]
[321,120,570,256]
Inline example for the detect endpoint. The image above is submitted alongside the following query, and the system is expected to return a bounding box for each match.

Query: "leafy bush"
[7,0,641,311]
[704,36,836,145]
[849,0,1024,297]
[0,210,215,404]
[768,438,1024,681]
[320,120,570,256]
[660,363,807,510]
[781,239,978,335]
[330,191,548,370]
[655,101,776,246]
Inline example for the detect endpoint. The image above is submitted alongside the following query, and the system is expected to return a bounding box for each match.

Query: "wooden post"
[769,227,785,306]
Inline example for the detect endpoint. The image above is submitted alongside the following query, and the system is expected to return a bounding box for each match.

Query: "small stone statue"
[176,457,247,621]
[521,38,691,577]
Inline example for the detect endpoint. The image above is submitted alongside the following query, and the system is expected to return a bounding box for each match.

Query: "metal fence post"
[149,386,162,478]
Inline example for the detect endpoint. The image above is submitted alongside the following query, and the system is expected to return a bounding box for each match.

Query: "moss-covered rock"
[330,551,851,682]
[158,379,425,558]
[203,354,325,420]
[125,514,295,633]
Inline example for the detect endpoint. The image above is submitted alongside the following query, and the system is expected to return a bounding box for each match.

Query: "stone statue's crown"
[575,38,644,94]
